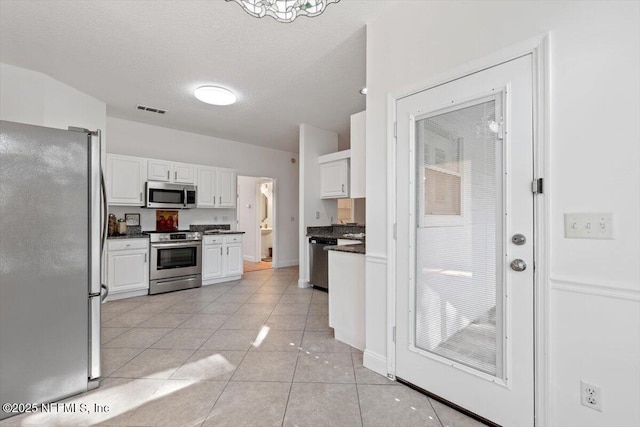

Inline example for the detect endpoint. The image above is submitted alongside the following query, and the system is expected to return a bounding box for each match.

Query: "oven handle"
[152,241,202,249]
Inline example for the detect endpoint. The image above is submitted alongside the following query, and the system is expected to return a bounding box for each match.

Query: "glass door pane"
[414,94,504,378]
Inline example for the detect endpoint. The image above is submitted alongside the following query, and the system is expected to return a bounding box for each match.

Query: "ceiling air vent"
[136,104,167,115]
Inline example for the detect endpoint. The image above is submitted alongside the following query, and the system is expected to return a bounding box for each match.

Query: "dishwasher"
[308,237,337,291]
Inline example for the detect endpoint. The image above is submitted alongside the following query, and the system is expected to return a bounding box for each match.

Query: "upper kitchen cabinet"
[106,154,145,206]
[318,111,365,200]
[217,168,237,208]
[147,160,196,184]
[147,159,172,182]
[320,156,349,199]
[173,162,196,184]
[196,166,235,208]
[197,166,217,207]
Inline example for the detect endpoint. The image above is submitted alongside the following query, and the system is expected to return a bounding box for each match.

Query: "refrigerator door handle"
[100,284,109,302]
[88,295,101,380]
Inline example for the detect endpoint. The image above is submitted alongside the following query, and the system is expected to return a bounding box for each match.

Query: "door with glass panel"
[395,55,534,426]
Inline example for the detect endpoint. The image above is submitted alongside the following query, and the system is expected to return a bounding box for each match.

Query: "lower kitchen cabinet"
[106,238,149,299]
[202,234,243,285]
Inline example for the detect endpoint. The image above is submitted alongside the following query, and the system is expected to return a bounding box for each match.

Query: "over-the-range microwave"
[145,182,196,209]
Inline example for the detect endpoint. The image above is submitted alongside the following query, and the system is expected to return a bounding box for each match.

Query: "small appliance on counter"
[108,214,118,236]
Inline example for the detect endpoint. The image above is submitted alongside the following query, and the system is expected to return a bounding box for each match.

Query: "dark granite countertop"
[324,243,365,254]
[107,234,148,240]
[307,225,366,241]
[203,230,246,235]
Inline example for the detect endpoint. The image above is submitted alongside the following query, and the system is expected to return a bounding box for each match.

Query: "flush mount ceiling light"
[194,86,237,106]
[226,0,340,23]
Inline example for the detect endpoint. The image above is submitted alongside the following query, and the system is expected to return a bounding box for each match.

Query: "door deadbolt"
[510,259,527,272]
[512,234,526,245]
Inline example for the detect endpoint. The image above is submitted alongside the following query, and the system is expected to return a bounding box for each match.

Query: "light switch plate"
[564,213,613,239]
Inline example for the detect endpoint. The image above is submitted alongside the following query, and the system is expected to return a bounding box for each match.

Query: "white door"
[107,249,149,294]
[395,55,534,426]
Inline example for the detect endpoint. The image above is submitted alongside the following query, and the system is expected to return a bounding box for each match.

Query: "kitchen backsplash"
[108,206,237,231]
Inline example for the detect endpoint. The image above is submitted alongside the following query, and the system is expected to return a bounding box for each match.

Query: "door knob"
[510,259,527,272]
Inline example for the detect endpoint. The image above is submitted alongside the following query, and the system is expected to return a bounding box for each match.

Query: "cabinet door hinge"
[393,223,397,240]
[532,178,544,194]
[392,326,396,343]
[394,122,397,139]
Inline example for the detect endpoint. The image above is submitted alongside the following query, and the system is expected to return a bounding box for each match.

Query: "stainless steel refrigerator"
[0,120,106,420]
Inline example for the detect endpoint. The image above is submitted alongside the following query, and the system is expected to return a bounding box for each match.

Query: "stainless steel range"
[147,230,202,295]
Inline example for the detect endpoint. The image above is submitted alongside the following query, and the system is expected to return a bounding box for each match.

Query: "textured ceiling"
[0,0,392,153]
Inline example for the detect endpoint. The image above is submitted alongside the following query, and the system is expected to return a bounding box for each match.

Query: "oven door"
[150,241,202,280]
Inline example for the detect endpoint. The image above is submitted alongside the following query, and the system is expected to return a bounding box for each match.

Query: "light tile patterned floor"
[1,267,484,427]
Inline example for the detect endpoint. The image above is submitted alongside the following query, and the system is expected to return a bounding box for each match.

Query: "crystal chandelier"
[226,0,340,23]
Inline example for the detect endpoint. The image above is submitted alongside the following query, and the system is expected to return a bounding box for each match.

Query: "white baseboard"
[243,255,257,262]
[202,275,242,286]
[276,259,298,268]
[103,288,148,302]
[298,279,311,288]
[363,349,388,377]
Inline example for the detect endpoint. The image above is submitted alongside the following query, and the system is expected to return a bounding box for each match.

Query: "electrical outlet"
[581,381,602,411]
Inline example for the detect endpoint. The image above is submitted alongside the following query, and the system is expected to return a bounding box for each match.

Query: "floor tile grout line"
[281,338,302,427]
[353,366,365,427]
[426,396,446,427]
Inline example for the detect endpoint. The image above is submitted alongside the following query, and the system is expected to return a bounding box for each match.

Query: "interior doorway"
[237,175,276,271]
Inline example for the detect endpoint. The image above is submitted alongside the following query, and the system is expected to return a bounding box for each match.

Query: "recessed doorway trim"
[385,34,550,425]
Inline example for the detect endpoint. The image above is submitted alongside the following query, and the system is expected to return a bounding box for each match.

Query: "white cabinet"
[147,160,196,184]
[320,159,349,199]
[224,235,243,276]
[202,234,243,284]
[197,166,217,207]
[106,154,146,206]
[197,167,236,208]
[106,154,234,207]
[203,241,224,280]
[106,239,149,297]
[217,168,237,208]
[147,159,172,182]
[173,162,196,184]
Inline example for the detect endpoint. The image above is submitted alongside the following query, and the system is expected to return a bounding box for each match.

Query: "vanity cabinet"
[202,234,243,284]
[197,166,236,208]
[106,239,149,298]
[106,154,146,206]
[320,159,349,199]
[148,159,196,184]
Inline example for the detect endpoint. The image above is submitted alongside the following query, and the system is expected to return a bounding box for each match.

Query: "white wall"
[107,205,236,233]
[298,124,338,286]
[0,62,106,142]
[238,175,261,262]
[366,2,639,426]
[107,117,299,268]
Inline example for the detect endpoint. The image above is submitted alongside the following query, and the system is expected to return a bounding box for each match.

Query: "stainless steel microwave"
[145,182,197,209]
